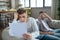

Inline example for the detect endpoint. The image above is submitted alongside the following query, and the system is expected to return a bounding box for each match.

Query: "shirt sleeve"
[31,18,40,38]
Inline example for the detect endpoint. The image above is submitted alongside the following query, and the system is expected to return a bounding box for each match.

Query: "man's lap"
[36,34,60,40]
[53,29,60,33]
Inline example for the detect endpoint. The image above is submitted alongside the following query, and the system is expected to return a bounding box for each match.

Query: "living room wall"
[31,7,51,18]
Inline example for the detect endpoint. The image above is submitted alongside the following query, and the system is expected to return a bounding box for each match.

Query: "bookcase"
[0,0,10,10]
[0,11,16,28]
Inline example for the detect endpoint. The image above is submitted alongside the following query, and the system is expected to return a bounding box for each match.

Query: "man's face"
[39,13,46,19]
[18,13,27,22]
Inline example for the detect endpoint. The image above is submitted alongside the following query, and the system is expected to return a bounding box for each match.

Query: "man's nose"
[21,18,24,20]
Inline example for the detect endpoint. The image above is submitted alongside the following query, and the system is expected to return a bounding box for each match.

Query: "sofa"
[2,20,60,40]
[49,20,60,29]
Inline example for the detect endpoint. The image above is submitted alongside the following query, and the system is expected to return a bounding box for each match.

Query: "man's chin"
[21,21,25,22]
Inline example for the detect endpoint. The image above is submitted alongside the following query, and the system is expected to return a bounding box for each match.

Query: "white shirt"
[41,20,53,31]
[9,17,39,39]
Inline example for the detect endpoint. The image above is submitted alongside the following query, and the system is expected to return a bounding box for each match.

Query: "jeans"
[36,34,60,40]
[51,29,60,37]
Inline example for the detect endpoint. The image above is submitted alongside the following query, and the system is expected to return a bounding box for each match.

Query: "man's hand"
[40,31,54,35]
[14,13,18,20]
[43,13,52,20]
[23,33,32,40]
[47,32,54,35]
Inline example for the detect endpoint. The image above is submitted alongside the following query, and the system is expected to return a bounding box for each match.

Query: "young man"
[2,8,39,40]
[36,11,60,38]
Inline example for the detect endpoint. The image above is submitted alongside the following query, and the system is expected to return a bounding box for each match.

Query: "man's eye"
[19,16,21,18]
[23,16,25,18]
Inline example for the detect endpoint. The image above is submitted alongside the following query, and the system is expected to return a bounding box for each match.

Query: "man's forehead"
[19,13,27,16]
[41,13,46,15]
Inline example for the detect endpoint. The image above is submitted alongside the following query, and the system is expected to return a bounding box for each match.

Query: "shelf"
[0,11,16,13]
[0,0,10,10]
[0,4,9,6]
[0,0,9,2]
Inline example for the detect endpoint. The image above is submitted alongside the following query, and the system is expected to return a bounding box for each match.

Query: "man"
[36,11,60,38]
[2,8,39,40]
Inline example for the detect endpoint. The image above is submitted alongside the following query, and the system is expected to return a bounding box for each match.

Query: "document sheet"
[9,22,27,38]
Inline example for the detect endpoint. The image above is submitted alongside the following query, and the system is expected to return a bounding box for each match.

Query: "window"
[19,0,25,8]
[25,0,29,7]
[30,0,43,7]
[45,0,52,7]
[30,0,36,7]
[37,0,43,7]
[19,0,52,8]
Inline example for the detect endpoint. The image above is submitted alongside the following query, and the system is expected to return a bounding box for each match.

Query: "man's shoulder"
[29,17,36,20]
[28,17,37,24]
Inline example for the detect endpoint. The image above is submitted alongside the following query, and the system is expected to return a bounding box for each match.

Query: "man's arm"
[23,18,39,40]
[44,13,52,20]
[31,18,39,38]
[40,31,54,35]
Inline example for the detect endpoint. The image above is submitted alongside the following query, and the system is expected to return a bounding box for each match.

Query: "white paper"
[9,22,27,38]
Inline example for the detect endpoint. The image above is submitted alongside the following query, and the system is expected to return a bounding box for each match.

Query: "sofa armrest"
[49,20,60,29]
